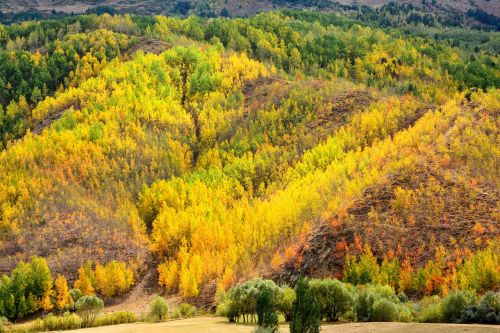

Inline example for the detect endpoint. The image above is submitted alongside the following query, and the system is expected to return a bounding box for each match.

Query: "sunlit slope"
[275,90,499,288]
[0,46,268,277]
[0,41,497,302]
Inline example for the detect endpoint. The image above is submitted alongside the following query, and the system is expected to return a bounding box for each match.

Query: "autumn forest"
[0,4,498,331]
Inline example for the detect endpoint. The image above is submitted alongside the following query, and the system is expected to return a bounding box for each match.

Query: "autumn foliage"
[74,260,134,299]
[0,10,497,307]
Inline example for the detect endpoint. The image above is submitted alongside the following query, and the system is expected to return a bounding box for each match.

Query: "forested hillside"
[0,8,498,323]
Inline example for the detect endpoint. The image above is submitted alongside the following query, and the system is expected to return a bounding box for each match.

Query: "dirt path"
[104,269,158,315]
[58,317,500,333]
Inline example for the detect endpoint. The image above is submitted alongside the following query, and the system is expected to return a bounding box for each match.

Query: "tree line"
[218,275,499,332]
[0,258,133,320]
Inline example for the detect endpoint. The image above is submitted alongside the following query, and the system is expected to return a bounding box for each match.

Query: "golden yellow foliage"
[221,267,235,290]
[74,266,95,296]
[89,261,134,298]
[39,289,54,312]
[55,275,73,310]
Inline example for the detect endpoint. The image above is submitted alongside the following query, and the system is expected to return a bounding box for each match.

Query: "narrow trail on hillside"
[104,264,158,315]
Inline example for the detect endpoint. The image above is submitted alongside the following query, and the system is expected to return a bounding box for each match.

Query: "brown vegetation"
[274,154,499,284]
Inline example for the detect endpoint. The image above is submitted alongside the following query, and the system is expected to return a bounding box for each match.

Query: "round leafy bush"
[441,290,474,323]
[75,295,104,327]
[173,303,196,318]
[417,296,443,323]
[216,299,239,322]
[309,278,353,322]
[150,296,169,321]
[0,317,8,333]
[355,284,397,321]
[219,278,281,322]
[461,291,500,324]
[396,304,413,322]
[69,288,83,303]
[371,299,398,322]
[94,311,137,326]
[41,313,83,331]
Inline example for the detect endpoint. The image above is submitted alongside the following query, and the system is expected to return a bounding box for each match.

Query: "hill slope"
[275,101,500,282]
[0,11,497,316]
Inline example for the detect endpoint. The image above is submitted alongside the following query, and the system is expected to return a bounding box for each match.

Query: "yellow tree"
[55,275,73,310]
[94,261,134,298]
[221,267,234,290]
[30,256,54,312]
[158,260,179,293]
[39,288,54,312]
[94,263,109,297]
[74,266,95,296]
[179,265,198,298]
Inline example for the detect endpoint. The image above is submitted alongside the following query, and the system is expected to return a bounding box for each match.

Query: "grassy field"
[57,317,500,333]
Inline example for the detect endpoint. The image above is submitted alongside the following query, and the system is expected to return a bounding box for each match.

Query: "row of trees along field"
[217,263,499,330]
[0,10,497,315]
[0,258,133,320]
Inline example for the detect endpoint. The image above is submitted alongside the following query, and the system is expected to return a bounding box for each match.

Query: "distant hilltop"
[0,0,499,18]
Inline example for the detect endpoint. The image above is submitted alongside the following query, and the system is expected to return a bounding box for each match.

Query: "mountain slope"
[0,47,268,278]
[273,92,499,286]
[0,10,497,313]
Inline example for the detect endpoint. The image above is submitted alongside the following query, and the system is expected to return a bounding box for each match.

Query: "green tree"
[256,287,278,332]
[189,61,220,96]
[371,298,398,322]
[75,295,104,327]
[0,257,53,320]
[28,256,53,301]
[277,286,295,321]
[441,291,474,323]
[310,279,353,321]
[344,246,380,285]
[356,284,397,322]
[150,296,169,321]
[351,58,367,82]
[288,48,302,71]
[30,86,43,104]
[69,288,83,303]
[461,291,500,324]
[290,278,320,333]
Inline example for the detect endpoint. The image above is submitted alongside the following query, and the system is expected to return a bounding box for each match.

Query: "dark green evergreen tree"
[290,278,320,333]
[256,286,279,332]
